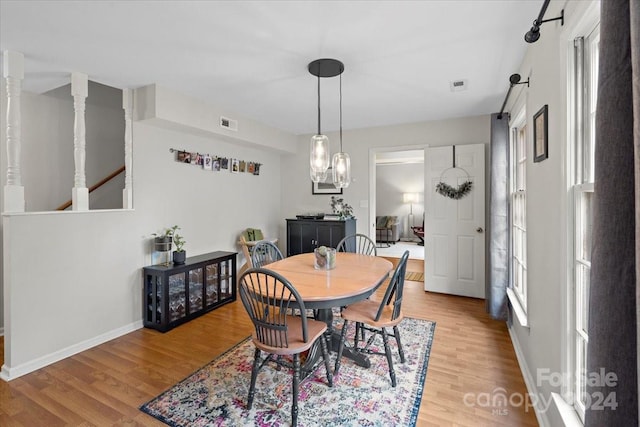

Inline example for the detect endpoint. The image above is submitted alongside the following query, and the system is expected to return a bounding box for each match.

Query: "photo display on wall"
[170,148,262,176]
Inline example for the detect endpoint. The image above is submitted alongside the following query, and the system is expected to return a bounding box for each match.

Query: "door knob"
[476,227,484,233]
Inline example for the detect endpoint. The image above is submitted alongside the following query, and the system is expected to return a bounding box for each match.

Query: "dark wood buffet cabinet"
[286,218,356,256]
[143,251,237,332]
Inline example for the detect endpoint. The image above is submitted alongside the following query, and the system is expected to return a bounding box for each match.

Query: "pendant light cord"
[317,74,321,135]
[339,73,343,152]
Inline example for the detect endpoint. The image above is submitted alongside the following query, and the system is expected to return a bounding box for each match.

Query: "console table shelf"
[143,251,237,332]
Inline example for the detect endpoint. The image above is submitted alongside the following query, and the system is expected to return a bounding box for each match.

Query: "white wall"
[1,86,286,379]
[133,122,283,262]
[0,80,125,336]
[3,210,143,375]
[504,2,599,426]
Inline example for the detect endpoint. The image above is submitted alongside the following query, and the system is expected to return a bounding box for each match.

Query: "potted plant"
[152,226,174,252]
[152,225,187,264]
[172,228,187,264]
[330,196,355,219]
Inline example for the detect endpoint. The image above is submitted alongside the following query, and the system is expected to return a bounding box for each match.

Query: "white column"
[122,88,133,209]
[3,51,25,213]
[71,72,88,211]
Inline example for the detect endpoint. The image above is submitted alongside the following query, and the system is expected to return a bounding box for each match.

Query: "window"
[571,23,599,422]
[509,109,528,318]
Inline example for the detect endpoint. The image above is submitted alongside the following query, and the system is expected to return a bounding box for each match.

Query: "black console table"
[286,218,356,256]
[143,251,237,332]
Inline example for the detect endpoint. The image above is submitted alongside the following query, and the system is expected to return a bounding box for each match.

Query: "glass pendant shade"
[310,134,330,183]
[332,152,351,188]
[310,167,328,183]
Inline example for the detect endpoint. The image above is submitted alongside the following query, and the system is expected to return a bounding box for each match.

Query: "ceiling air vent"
[220,116,238,131]
[449,79,468,92]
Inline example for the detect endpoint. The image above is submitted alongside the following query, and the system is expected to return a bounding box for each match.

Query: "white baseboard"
[508,325,551,427]
[0,327,4,336]
[0,320,143,382]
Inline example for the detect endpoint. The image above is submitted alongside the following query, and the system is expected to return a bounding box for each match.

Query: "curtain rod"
[497,74,530,120]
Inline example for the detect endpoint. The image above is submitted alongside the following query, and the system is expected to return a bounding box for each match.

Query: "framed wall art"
[312,168,343,195]
[533,104,548,163]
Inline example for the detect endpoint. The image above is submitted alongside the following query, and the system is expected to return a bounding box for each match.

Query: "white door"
[424,144,485,298]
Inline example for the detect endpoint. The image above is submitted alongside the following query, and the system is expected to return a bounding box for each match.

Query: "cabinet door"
[300,223,318,253]
[145,273,163,325]
[288,221,317,255]
[188,268,204,314]
[287,221,303,256]
[316,223,338,248]
[205,263,219,305]
[219,259,232,299]
[168,272,186,322]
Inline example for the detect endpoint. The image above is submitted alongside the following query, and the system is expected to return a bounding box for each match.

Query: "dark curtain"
[486,113,509,320]
[586,1,639,425]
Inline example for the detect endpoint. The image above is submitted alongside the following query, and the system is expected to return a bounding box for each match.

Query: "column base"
[122,188,133,209]
[4,185,25,213]
[72,187,89,211]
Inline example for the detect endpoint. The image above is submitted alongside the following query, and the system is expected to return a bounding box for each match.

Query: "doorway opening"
[368,147,426,261]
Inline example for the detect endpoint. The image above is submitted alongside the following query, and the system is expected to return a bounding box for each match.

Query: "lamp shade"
[403,193,419,203]
[332,152,351,188]
[310,134,330,183]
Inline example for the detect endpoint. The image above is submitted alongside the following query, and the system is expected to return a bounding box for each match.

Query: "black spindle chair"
[336,233,377,256]
[239,268,333,427]
[251,240,284,268]
[335,250,409,387]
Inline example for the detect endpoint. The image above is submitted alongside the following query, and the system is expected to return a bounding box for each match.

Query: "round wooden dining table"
[265,252,393,369]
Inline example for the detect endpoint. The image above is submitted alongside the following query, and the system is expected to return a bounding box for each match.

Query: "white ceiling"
[0,0,542,135]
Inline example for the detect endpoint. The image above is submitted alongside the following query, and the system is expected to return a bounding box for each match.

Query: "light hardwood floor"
[0,258,538,426]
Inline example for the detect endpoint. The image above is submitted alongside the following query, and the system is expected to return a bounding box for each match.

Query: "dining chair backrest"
[374,250,409,322]
[251,240,284,268]
[239,268,310,347]
[336,233,377,256]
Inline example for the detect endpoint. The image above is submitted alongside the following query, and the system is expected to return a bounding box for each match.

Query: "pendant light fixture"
[308,58,344,183]
[332,71,351,188]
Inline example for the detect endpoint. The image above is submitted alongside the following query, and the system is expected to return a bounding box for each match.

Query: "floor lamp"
[403,193,418,238]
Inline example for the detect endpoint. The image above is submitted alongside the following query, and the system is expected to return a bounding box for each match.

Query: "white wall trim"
[0,320,143,382]
[508,324,550,427]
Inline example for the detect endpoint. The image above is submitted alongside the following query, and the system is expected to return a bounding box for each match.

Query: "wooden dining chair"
[336,233,377,256]
[250,240,284,268]
[239,268,333,427]
[334,250,409,387]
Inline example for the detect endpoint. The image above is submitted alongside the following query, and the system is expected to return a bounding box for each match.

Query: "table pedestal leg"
[315,308,371,368]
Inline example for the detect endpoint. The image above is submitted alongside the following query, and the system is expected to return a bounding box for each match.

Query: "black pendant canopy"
[308,58,344,78]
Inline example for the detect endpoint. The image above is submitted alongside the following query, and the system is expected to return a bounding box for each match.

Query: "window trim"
[507,287,529,328]
[560,2,600,423]
[508,107,528,326]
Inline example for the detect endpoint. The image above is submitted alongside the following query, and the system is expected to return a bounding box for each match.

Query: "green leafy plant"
[435,180,473,199]
[153,225,186,252]
[172,231,186,252]
[166,225,186,252]
[330,196,354,219]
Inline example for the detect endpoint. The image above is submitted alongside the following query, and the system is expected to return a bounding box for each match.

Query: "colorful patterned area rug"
[140,317,436,426]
